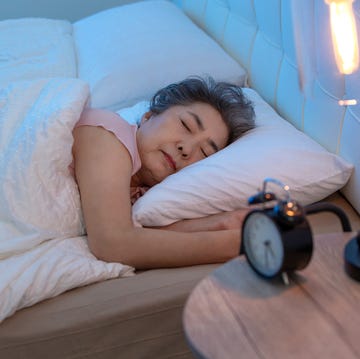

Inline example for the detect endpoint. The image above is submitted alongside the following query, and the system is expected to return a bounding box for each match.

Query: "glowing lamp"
[325,0,359,74]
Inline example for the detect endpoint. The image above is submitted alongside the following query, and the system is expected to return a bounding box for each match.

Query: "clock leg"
[281,272,290,285]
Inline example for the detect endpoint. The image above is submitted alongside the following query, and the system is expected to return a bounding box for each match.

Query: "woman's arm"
[73,125,242,269]
[149,209,250,232]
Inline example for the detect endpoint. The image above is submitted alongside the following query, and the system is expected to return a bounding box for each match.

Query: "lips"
[162,151,176,171]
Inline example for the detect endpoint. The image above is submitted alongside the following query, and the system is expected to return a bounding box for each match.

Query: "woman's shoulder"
[76,108,134,128]
[75,108,141,174]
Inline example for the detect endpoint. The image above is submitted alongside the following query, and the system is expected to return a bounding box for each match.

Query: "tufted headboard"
[171,0,360,215]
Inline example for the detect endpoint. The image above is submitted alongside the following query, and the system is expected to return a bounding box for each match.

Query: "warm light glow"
[338,99,358,105]
[326,0,359,74]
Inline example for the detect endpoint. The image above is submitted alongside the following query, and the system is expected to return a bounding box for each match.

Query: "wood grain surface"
[183,232,360,359]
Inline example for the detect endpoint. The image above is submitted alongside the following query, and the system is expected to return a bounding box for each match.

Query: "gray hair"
[149,76,255,144]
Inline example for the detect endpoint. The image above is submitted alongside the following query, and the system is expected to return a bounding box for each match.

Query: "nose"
[177,139,199,163]
[176,140,203,171]
[177,145,189,159]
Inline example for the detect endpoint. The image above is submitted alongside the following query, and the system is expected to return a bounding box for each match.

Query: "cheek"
[213,124,230,149]
[138,130,162,153]
[141,153,168,183]
[191,152,204,165]
[177,153,202,171]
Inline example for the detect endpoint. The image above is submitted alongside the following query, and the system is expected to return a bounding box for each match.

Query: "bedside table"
[183,232,360,359]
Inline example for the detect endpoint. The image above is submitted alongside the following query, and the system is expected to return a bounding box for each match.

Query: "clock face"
[243,212,284,277]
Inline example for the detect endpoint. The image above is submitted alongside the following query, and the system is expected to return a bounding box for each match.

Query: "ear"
[141,111,153,122]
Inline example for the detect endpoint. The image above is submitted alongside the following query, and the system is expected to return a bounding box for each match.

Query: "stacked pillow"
[0,18,76,87]
[73,0,247,110]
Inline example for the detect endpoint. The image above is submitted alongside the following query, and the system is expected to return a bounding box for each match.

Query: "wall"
[0,0,144,22]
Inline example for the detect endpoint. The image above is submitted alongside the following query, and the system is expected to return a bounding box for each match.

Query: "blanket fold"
[0,78,135,322]
[0,78,89,258]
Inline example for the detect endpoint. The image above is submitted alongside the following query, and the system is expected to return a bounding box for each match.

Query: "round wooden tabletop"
[183,232,360,359]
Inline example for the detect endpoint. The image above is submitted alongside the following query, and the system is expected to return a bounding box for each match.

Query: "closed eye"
[181,119,191,132]
[201,148,208,158]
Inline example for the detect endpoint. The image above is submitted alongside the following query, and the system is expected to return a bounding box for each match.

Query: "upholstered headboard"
[172,0,360,215]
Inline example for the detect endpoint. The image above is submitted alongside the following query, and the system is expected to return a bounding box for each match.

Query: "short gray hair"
[149,76,255,144]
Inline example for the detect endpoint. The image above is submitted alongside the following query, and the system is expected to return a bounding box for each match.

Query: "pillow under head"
[117,89,354,227]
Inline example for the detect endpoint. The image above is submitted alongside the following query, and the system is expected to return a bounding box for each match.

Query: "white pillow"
[73,0,247,110]
[0,18,76,87]
[130,88,353,226]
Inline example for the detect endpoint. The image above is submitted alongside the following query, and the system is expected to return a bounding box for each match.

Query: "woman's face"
[135,102,229,186]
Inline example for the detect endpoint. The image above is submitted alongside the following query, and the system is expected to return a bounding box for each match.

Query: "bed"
[0,0,359,358]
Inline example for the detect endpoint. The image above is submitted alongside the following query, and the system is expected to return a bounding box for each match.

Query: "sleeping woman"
[72,77,255,269]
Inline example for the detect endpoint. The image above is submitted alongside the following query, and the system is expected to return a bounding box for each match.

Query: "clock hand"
[263,240,271,268]
[264,245,269,268]
[267,241,276,258]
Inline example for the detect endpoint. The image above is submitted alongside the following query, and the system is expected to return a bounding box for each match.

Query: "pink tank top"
[71,108,146,205]
[74,108,141,175]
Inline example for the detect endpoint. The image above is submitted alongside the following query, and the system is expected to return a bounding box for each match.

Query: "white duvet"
[0,78,134,322]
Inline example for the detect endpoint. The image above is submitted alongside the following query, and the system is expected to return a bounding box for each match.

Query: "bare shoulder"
[73,125,132,174]
[72,106,137,196]
[72,107,134,168]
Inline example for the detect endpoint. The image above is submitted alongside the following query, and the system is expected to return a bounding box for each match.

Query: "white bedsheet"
[0,78,134,322]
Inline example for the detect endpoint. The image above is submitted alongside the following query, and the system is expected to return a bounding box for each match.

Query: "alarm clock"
[240,178,313,281]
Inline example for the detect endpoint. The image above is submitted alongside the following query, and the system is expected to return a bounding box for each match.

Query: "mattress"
[0,263,217,359]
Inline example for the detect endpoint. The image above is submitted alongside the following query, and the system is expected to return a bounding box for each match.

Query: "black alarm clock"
[240,178,313,283]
